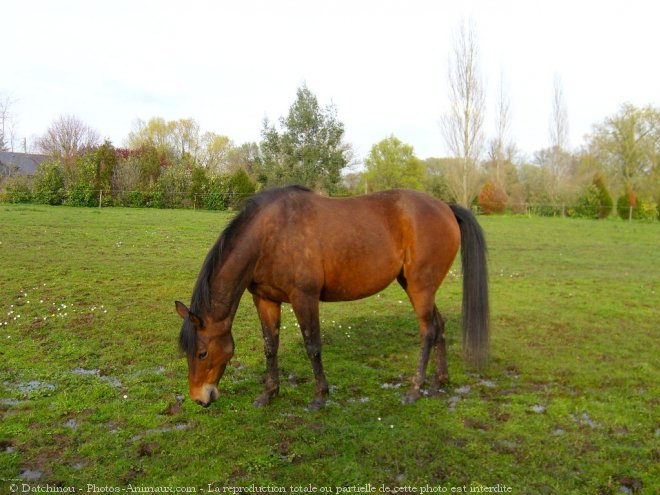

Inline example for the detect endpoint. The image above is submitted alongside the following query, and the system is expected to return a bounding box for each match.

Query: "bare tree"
[171,118,201,161]
[441,19,486,207]
[544,75,573,210]
[0,94,18,152]
[488,72,514,188]
[37,114,101,163]
[550,74,569,151]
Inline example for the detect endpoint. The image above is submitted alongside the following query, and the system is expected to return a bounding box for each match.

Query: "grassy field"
[0,204,658,494]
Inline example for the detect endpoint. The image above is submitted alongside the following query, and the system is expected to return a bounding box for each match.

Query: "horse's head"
[175,301,234,407]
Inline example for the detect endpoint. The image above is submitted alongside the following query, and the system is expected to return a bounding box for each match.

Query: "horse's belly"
[319,258,400,302]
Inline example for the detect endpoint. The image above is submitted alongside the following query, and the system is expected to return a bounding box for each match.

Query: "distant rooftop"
[0,151,49,176]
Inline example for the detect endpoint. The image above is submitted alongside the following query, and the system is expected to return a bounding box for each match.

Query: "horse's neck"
[208,242,257,321]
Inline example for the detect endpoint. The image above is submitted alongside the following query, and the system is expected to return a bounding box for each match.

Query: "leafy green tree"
[201,132,232,172]
[364,135,425,191]
[228,142,262,180]
[92,141,118,196]
[588,103,660,197]
[259,85,350,193]
[137,144,166,186]
[128,118,175,157]
[424,158,454,200]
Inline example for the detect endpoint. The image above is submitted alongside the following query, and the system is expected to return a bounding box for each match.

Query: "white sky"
[3,0,659,163]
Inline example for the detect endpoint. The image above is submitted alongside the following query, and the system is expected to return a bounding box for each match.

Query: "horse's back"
[250,188,460,303]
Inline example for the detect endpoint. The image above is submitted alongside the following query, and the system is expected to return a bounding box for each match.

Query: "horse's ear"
[175,301,204,329]
[175,301,189,319]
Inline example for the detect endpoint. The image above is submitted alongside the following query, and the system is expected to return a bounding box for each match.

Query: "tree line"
[1,30,659,220]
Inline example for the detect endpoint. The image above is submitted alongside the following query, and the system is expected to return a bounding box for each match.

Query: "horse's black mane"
[179,185,311,356]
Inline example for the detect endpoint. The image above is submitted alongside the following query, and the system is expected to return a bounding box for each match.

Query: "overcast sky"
[3,0,659,163]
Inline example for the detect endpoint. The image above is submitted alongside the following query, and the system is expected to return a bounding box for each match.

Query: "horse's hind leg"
[253,295,282,407]
[402,287,438,404]
[432,307,450,389]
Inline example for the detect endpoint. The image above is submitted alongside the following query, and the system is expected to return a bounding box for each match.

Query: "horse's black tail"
[449,204,490,368]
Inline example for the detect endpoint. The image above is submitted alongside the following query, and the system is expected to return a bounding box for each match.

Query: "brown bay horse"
[175,185,489,409]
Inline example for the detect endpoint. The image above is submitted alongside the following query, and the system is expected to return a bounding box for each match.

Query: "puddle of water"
[20,468,43,480]
[478,379,497,388]
[70,368,122,389]
[131,423,190,442]
[530,404,546,413]
[71,367,100,377]
[64,419,79,430]
[455,385,471,395]
[129,366,166,378]
[10,381,56,395]
[380,382,403,389]
[571,412,600,429]
[100,376,122,389]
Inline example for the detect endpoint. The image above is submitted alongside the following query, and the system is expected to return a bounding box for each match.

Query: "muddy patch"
[1,439,16,453]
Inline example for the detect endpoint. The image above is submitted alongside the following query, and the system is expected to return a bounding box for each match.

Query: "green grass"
[0,205,658,494]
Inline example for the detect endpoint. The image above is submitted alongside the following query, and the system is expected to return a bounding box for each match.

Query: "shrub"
[64,155,98,207]
[203,174,230,210]
[112,157,142,206]
[638,201,658,221]
[228,169,256,209]
[593,174,613,219]
[125,190,148,208]
[617,188,644,220]
[2,176,33,203]
[33,160,65,205]
[478,182,507,214]
[574,175,614,219]
[153,164,191,208]
[573,184,600,218]
[190,166,208,209]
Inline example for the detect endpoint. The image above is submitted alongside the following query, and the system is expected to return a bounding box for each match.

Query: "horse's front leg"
[291,293,329,410]
[253,295,282,407]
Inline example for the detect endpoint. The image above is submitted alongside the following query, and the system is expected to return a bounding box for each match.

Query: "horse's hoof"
[253,393,272,408]
[403,390,421,404]
[433,375,450,389]
[307,398,326,411]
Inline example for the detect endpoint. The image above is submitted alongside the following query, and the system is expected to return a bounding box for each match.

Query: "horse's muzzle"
[191,384,219,407]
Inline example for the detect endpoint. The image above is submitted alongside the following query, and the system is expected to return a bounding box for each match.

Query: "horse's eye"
[198,351,208,360]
